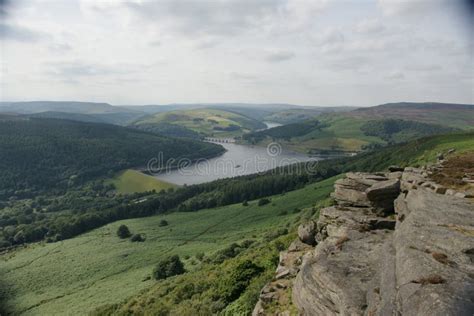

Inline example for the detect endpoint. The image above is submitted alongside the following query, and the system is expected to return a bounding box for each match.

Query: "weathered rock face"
[293,171,399,315]
[292,161,474,316]
[332,172,400,215]
[252,240,312,316]
[383,189,474,316]
[297,221,316,246]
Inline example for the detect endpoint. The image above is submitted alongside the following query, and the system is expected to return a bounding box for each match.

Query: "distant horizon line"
[1,100,473,108]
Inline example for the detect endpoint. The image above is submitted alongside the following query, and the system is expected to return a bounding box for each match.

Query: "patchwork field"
[132,108,266,138]
[287,115,385,153]
[106,169,176,194]
[0,177,337,315]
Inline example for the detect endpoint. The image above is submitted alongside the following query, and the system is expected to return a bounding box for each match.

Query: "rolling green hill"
[244,114,457,154]
[131,108,267,138]
[1,132,473,315]
[0,177,336,315]
[262,106,353,124]
[349,102,474,129]
[0,117,224,195]
[243,102,473,154]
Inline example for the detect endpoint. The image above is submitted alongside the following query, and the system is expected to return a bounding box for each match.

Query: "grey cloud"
[124,0,286,37]
[314,29,345,45]
[0,23,42,42]
[265,50,295,62]
[46,61,150,79]
[195,38,219,50]
[355,19,386,35]
[49,42,72,52]
[0,0,12,17]
[377,0,451,16]
[328,55,371,71]
[386,71,405,80]
[149,40,161,47]
[230,72,258,81]
[405,64,442,72]
[313,29,345,54]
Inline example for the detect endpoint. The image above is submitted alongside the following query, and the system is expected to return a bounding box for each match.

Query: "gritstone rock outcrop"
[255,154,474,316]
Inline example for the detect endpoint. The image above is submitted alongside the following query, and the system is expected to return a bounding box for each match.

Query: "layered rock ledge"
[255,154,474,315]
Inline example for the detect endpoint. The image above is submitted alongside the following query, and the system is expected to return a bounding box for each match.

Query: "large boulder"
[365,179,400,214]
[365,179,400,201]
[293,168,474,316]
[332,173,400,215]
[298,221,316,246]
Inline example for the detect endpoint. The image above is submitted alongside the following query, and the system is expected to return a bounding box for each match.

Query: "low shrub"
[130,234,145,242]
[153,255,185,280]
[117,225,131,239]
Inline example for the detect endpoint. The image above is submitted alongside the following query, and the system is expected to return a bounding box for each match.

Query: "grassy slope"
[357,132,474,169]
[106,169,176,194]
[132,108,265,137]
[349,102,474,129]
[253,114,385,153]
[249,110,469,154]
[292,114,384,152]
[1,177,337,315]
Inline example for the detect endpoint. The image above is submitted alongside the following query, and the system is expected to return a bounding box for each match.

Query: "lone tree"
[153,255,185,280]
[117,225,131,239]
[158,219,169,227]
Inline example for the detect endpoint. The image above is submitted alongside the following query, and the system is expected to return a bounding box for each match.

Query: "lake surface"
[152,121,318,185]
[262,121,282,129]
[154,142,317,185]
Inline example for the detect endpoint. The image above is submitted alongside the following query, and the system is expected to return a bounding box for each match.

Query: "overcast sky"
[0,0,472,106]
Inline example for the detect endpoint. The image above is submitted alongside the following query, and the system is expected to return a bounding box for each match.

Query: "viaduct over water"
[204,137,236,143]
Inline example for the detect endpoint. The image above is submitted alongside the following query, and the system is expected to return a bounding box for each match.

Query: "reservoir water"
[153,122,318,185]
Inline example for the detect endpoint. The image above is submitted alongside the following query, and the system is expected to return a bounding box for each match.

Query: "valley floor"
[0,178,336,315]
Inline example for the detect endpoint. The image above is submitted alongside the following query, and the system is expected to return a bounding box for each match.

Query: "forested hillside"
[0,118,224,197]
[2,131,471,250]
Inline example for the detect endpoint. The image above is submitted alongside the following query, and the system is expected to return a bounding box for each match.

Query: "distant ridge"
[365,102,474,110]
[27,111,106,123]
[349,102,474,129]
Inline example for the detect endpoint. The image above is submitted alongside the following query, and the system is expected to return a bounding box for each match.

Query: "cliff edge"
[254,153,474,316]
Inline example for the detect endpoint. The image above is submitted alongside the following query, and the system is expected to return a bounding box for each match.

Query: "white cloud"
[0,0,472,106]
[355,19,386,35]
[405,64,442,72]
[377,0,446,16]
[264,50,295,62]
[386,70,405,80]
